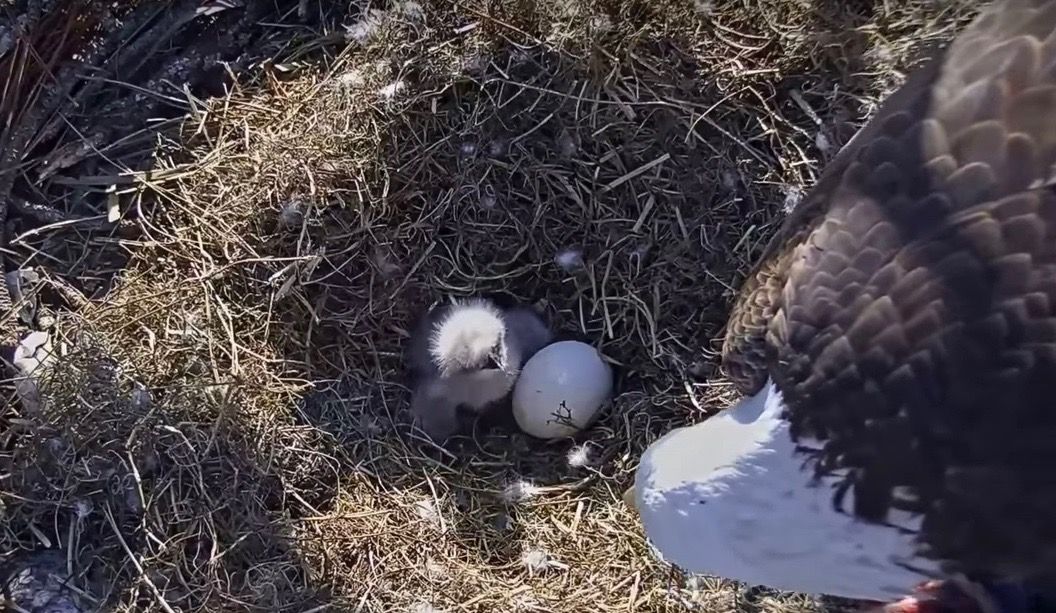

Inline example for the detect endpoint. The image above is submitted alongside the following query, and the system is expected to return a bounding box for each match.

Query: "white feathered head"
[428,299,508,376]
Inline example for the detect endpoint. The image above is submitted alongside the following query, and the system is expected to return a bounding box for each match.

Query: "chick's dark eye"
[484,356,500,370]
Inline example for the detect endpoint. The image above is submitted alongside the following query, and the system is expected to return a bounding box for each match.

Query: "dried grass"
[1,0,978,611]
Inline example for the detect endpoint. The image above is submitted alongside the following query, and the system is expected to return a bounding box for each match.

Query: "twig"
[103,504,177,613]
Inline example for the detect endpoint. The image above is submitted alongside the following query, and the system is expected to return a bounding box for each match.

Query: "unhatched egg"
[512,341,613,439]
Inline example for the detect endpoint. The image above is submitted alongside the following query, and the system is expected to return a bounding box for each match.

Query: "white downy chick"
[406,297,552,439]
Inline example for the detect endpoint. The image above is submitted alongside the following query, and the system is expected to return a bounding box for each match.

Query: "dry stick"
[598,152,670,194]
[9,215,109,245]
[103,504,177,613]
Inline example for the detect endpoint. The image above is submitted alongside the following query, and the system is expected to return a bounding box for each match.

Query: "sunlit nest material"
[0,0,978,611]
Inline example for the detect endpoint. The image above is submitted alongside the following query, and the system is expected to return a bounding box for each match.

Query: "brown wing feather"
[728,0,1056,578]
[722,35,947,394]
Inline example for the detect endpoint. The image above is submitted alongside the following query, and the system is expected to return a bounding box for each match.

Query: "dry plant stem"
[103,505,177,613]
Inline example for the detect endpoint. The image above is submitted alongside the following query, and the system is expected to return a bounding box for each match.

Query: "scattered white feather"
[414,498,442,526]
[557,128,578,157]
[694,0,715,15]
[685,575,705,592]
[520,547,567,575]
[554,248,584,272]
[865,44,895,65]
[566,443,592,468]
[589,14,613,34]
[424,558,446,578]
[372,247,402,278]
[815,131,832,154]
[344,9,387,43]
[378,80,406,99]
[357,413,383,436]
[74,500,92,520]
[131,383,152,410]
[511,591,541,612]
[520,548,550,573]
[335,68,366,89]
[394,0,424,20]
[782,185,804,213]
[479,191,497,210]
[721,170,737,191]
[501,480,541,504]
[666,574,723,608]
[407,602,444,613]
[279,199,304,227]
[488,138,508,157]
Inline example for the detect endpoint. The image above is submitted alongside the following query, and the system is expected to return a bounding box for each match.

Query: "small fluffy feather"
[377,80,405,99]
[566,443,592,468]
[344,9,386,43]
[501,480,541,504]
[521,548,566,575]
[554,248,584,271]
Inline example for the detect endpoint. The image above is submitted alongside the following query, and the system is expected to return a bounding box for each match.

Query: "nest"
[0,0,976,611]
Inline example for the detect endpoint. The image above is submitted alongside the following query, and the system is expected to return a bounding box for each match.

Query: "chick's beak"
[483,341,506,370]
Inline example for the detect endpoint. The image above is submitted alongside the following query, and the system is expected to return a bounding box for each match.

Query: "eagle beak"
[622,485,637,513]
